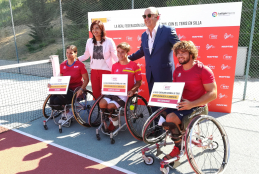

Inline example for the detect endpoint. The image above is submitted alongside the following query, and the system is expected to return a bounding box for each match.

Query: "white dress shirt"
[146,24,159,54]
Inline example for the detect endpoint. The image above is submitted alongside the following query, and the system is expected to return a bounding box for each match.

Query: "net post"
[50,55,60,77]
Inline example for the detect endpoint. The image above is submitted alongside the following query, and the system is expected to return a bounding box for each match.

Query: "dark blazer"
[129,24,179,83]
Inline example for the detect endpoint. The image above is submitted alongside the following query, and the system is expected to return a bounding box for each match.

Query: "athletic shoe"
[108,121,116,132]
[59,111,73,124]
[167,146,180,159]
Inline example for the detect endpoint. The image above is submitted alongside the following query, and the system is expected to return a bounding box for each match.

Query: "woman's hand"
[47,83,51,88]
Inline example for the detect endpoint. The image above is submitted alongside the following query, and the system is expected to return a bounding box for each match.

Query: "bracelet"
[80,88,84,91]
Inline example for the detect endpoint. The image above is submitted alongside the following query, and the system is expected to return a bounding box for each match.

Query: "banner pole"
[243,0,258,100]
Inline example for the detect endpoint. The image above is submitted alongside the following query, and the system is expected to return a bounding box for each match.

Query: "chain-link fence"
[1,0,258,101]
[0,0,258,133]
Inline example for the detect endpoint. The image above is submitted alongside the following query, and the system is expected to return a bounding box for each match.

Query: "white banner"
[88,2,242,31]
[102,74,128,96]
[148,82,185,109]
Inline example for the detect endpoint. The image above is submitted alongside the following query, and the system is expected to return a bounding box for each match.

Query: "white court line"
[0,124,136,174]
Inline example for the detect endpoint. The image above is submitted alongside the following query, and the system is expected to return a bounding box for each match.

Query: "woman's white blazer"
[78,37,118,71]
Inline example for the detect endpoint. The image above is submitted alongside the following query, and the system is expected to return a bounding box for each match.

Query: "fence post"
[59,0,66,60]
[8,0,20,72]
[243,0,258,100]
[132,0,134,9]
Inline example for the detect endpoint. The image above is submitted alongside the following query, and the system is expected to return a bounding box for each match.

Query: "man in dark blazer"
[129,7,180,98]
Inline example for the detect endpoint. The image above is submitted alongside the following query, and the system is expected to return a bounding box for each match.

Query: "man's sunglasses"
[142,14,154,19]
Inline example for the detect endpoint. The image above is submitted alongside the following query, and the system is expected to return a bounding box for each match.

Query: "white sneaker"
[58,111,73,124]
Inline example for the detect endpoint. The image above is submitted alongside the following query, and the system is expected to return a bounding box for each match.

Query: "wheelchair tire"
[71,89,95,127]
[125,94,152,140]
[185,115,230,174]
[142,107,167,144]
[88,95,103,127]
[42,94,62,119]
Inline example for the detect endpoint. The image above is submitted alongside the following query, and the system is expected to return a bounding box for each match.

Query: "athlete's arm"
[177,82,217,110]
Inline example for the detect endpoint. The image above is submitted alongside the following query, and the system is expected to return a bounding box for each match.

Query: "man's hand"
[177,99,194,110]
[127,90,134,97]
[76,89,83,98]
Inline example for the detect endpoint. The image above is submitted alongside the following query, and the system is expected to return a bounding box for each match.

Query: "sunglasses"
[142,14,154,19]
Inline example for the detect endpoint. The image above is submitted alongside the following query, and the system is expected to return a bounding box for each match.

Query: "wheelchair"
[88,94,152,144]
[42,88,94,133]
[141,106,230,174]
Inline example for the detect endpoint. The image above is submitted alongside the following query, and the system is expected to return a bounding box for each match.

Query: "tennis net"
[0,59,53,133]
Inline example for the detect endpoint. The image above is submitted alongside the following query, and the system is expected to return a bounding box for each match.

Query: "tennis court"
[0,60,259,174]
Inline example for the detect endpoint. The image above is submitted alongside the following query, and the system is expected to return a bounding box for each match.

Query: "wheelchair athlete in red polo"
[162,40,217,161]
[99,42,142,132]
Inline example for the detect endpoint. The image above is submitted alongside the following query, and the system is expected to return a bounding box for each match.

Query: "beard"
[179,56,191,65]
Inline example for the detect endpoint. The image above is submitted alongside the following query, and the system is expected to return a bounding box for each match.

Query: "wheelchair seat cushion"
[48,104,65,111]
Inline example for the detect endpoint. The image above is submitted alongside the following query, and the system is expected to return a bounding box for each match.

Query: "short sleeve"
[202,66,215,84]
[79,62,88,75]
[134,63,142,81]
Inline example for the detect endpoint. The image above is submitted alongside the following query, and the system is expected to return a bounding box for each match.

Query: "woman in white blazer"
[78,20,118,99]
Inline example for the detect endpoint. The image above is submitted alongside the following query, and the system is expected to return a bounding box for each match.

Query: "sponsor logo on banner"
[91,18,110,23]
[111,77,117,81]
[207,56,218,58]
[113,38,121,40]
[192,36,203,38]
[212,12,217,17]
[178,34,186,40]
[216,104,228,107]
[206,44,215,50]
[223,54,232,60]
[221,64,231,70]
[163,85,171,90]
[218,93,228,99]
[209,34,217,39]
[222,45,233,48]
[218,12,235,16]
[224,33,234,39]
[126,36,132,41]
[196,46,200,50]
[58,79,62,82]
[220,84,229,89]
[206,64,215,70]
[219,76,231,78]
[137,35,141,41]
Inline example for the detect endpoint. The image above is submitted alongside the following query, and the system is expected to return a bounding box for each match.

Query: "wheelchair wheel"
[42,94,62,119]
[142,108,167,144]
[71,90,95,127]
[185,115,230,174]
[88,95,103,127]
[125,94,152,140]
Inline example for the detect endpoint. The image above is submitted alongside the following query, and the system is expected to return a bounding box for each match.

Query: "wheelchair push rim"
[124,94,152,141]
[72,89,95,127]
[88,95,103,127]
[185,115,230,174]
[42,94,62,119]
[142,107,167,144]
